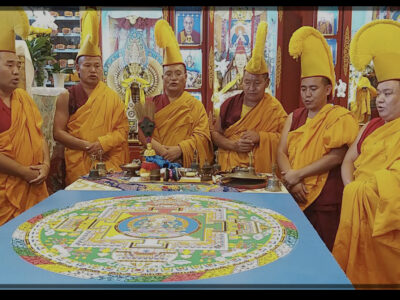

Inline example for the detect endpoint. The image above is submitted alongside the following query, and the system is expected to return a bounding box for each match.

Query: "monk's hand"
[235,137,254,152]
[289,182,308,204]
[22,166,40,183]
[281,169,302,188]
[85,141,104,156]
[28,163,50,185]
[240,130,260,145]
[163,146,182,162]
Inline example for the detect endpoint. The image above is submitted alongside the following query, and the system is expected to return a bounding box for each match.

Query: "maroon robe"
[357,117,385,154]
[147,94,170,113]
[219,92,245,130]
[0,98,11,133]
[68,83,89,115]
[290,107,344,251]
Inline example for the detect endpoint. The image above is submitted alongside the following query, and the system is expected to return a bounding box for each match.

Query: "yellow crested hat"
[76,8,101,60]
[350,19,400,83]
[245,21,269,75]
[0,7,29,53]
[289,26,336,96]
[154,19,183,66]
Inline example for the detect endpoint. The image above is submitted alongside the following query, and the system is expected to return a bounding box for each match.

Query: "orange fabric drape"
[65,81,129,185]
[333,117,400,286]
[0,89,48,226]
[152,91,213,168]
[287,104,359,210]
[218,93,287,173]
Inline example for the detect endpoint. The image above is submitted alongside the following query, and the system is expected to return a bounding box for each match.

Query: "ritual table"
[0,190,351,289]
[65,172,289,193]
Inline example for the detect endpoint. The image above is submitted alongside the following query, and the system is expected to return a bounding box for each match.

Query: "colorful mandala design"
[12,194,298,282]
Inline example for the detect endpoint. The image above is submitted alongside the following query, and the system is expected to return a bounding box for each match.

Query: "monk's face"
[0,52,21,93]
[163,64,187,96]
[376,80,400,122]
[300,77,332,112]
[242,71,269,104]
[76,56,103,87]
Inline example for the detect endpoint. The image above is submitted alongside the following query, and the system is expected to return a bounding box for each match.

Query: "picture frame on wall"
[175,7,202,45]
[181,49,202,89]
[326,38,337,66]
[317,7,339,36]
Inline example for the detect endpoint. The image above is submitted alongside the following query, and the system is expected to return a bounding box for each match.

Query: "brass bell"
[88,154,100,179]
[266,164,281,192]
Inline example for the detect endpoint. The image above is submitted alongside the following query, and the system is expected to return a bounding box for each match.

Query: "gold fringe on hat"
[0,7,29,53]
[76,8,101,60]
[154,19,183,66]
[245,21,269,75]
[350,19,400,83]
[289,26,336,96]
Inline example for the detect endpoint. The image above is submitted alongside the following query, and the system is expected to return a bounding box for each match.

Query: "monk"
[0,10,49,226]
[139,20,213,168]
[53,9,129,186]
[332,19,400,286]
[211,21,287,173]
[277,26,359,251]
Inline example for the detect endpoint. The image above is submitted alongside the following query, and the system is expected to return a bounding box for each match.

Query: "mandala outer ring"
[12,194,298,283]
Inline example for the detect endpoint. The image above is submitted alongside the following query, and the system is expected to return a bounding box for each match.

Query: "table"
[0,190,352,289]
[65,172,289,194]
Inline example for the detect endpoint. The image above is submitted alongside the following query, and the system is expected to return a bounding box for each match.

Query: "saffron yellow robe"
[65,81,129,185]
[287,104,359,210]
[218,93,287,173]
[152,91,213,168]
[0,89,48,226]
[333,117,400,285]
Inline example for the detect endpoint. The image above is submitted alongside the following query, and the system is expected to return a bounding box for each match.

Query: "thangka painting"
[212,7,278,114]
[181,49,202,89]
[101,8,164,140]
[12,194,298,282]
[316,7,339,36]
[348,6,400,110]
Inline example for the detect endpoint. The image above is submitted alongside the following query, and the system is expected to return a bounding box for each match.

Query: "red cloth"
[0,98,11,133]
[147,94,170,113]
[219,92,245,130]
[290,107,343,251]
[67,83,89,115]
[357,117,385,154]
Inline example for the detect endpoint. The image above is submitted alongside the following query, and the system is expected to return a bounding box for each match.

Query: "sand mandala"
[12,194,298,282]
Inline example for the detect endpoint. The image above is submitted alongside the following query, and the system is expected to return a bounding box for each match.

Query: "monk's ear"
[325,84,333,97]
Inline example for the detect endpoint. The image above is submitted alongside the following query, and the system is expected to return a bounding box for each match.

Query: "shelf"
[54,16,80,21]
[53,33,80,37]
[53,49,79,53]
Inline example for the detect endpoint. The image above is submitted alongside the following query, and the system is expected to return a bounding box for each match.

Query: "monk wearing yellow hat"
[0,8,50,225]
[139,19,213,168]
[276,26,359,251]
[53,9,129,186]
[211,21,287,173]
[333,19,400,286]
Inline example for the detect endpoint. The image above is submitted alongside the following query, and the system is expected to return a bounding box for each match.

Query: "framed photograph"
[317,7,338,35]
[326,38,337,66]
[181,49,202,89]
[175,7,202,45]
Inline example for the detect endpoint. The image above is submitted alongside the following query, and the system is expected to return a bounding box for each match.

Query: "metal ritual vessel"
[266,164,281,192]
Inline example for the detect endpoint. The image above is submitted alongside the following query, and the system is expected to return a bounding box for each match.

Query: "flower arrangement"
[25,10,58,87]
[26,26,55,87]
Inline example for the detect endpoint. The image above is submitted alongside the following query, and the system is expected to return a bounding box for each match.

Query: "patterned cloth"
[66,172,238,192]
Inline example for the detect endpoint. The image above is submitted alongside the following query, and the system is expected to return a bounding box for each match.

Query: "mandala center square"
[117,214,199,238]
